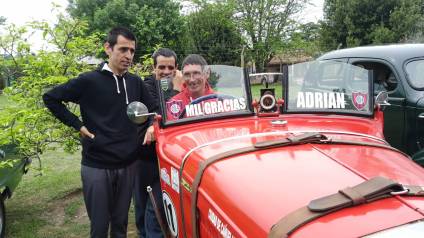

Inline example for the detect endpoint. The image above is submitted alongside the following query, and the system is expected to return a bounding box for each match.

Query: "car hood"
[156,116,424,237]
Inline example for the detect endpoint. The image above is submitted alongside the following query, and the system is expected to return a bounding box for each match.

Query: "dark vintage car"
[249,72,283,86]
[318,44,424,165]
[0,147,29,238]
[128,61,424,237]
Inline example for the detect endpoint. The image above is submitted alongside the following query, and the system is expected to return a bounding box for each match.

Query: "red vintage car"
[128,61,424,237]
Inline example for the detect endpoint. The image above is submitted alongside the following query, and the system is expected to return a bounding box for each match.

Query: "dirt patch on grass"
[74,204,89,225]
[41,187,138,237]
[43,187,88,226]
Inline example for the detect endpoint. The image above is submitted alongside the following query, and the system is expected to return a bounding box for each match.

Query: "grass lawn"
[5,148,139,237]
[0,94,9,109]
[216,83,284,102]
[250,82,284,101]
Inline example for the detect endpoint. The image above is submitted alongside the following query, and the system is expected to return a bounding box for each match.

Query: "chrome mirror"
[375,91,390,107]
[127,101,155,124]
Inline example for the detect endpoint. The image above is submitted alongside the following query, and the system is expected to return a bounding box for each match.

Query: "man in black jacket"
[43,27,156,238]
[134,48,181,238]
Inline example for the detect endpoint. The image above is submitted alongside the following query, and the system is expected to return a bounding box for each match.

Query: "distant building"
[266,52,313,73]
[247,51,313,74]
[246,51,313,84]
[79,56,103,65]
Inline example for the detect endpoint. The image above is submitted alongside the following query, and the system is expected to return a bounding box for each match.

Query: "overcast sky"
[301,0,324,23]
[0,0,324,50]
[0,0,68,26]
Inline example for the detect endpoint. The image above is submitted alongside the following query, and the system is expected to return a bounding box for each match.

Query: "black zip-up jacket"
[43,62,156,169]
[138,75,179,160]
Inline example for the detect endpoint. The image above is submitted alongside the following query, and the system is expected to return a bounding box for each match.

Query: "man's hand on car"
[143,125,155,145]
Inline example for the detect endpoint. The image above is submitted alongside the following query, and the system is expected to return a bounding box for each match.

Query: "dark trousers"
[133,159,164,238]
[81,162,136,238]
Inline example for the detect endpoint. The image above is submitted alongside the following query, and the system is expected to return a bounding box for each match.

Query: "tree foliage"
[0,13,101,172]
[0,24,28,89]
[67,0,314,69]
[232,0,309,71]
[320,0,424,50]
[184,1,243,65]
[277,22,321,58]
[67,0,185,59]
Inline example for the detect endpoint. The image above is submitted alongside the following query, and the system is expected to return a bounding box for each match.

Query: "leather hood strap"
[268,176,424,238]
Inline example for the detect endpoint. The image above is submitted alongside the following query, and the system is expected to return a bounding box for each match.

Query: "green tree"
[320,0,424,50]
[67,0,185,59]
[185,1,244,65]
[0,13,100,171]
[0,24,28,89]
[278,22,322,58]
[389,0,424,43]
[232,0,309,72]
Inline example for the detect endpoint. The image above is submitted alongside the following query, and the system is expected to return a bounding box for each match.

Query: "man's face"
[104,35,135,75]
[182,64,207,97]
[154,56,176,79]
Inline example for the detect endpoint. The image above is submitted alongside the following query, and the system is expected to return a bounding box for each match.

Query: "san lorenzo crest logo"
[166,100,183,119]
[352,92,367,110]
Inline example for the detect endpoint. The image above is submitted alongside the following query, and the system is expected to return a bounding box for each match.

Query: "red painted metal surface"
[154,113,424,238]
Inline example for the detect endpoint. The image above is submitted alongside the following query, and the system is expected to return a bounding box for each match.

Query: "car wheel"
[0,196,5,238]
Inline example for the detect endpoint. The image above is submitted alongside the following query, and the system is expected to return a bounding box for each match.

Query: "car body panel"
[156,115,424,237]
[195,146,424,237]
[292,199,423,238]
[0,148,26,198]
[318,44,424,163]
[144,62,424,238]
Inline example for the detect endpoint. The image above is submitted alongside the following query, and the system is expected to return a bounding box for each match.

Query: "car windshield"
[157,61,373,125]
[405,59,424,89]
[285,60,373,116]
[160,65,252,124]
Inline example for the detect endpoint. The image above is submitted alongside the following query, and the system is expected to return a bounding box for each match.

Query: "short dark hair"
[106,27,136,48]
[182,54,208,71]
[152,48,178,67]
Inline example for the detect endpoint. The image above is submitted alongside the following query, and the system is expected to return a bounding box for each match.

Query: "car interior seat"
[385,72,398,91]
[374,71,387,95]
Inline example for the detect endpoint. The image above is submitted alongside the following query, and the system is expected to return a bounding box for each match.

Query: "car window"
[406,59,424,89]
[286,61,373,116]
[351,61,398,95]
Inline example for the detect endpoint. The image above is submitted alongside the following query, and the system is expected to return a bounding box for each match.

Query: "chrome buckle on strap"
[390,186,409,195]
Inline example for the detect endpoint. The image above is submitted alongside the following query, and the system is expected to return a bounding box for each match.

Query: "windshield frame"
[282,60,375,117]
[156,65,254,128]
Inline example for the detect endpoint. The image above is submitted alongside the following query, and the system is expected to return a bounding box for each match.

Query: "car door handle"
[419,113,424,119]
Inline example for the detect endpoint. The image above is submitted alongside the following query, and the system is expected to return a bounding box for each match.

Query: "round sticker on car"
[162,191,178,237]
